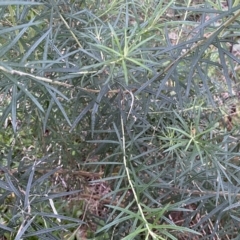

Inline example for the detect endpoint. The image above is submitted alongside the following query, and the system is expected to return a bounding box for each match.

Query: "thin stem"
[120,99,159,240]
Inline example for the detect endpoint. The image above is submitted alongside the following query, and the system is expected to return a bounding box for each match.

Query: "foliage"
[1,0,240,239]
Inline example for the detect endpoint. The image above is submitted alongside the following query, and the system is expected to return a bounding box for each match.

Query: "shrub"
[1,0,240,239]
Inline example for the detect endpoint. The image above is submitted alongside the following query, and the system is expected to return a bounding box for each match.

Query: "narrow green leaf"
[46,89,71,126]
[0,1,42,5]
